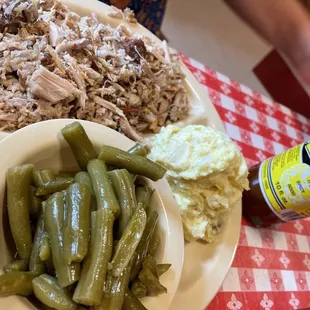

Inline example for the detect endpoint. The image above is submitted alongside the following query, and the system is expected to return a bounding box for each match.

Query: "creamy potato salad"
[148,125,249,242]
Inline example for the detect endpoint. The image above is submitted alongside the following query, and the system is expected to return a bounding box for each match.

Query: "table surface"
[180,54,310,310]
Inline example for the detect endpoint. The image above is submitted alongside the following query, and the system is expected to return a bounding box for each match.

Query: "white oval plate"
[0,1,242,309]
[0,119,184,310]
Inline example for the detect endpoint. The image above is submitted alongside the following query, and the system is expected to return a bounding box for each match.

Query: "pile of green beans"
[1,122,171,310]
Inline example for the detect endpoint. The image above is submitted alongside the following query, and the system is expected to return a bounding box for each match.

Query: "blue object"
[100,0,167,35]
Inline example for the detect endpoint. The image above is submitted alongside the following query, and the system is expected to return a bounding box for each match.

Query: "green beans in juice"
[4,260,28,273]
[74,171,96,211]
[94,253,137,310]
[44,192,80,287]
[135,186,154,210]
[36,179,73,196]
[98,145,166,181]
[74,172,94,194]
[138,267,167,296]
[0,272,35,296]
[129,173,137,183]
[32,170,55,187]
[142,254,158,278]
[32,274,78,310]
[39,232,52,261]
[87,159,120,215]
[109,207,146,277]
[123,290,147,310]
[148,231,161,257]
[127,144,147,156]
[73,209,114,306]
[131,279,147,298]
[7,164,34,264]
[30,186,42,217]
[130,209,158,281]
[29,212,46,276]
[64,183,91,263]
[61,122,97,170]
[157,264,171,277]
[108,169,136,238]
[55,176,74,183]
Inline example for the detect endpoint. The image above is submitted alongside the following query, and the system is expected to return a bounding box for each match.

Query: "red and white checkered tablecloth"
[180,54,310,310]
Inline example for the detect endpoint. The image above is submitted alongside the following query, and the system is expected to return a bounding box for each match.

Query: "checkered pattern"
[180,54,310,310]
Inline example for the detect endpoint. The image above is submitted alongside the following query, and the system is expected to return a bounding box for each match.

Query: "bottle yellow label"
[259,141,310,221]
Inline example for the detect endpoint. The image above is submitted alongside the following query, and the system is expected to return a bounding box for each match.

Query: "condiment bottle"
[242,141,310,227]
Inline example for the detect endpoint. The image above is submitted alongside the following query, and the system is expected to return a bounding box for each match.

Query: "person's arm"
[225,0,310,82]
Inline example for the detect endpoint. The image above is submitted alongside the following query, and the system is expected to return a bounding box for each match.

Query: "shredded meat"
[0,0,38,33]
[123,39,147,61]
[28,66,80,103]
[0,0,189,140]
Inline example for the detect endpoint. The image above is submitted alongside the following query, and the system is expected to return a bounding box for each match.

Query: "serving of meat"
[0,0,189,140]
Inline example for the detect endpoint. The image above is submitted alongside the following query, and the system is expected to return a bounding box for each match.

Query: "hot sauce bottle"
[242,141,310,227]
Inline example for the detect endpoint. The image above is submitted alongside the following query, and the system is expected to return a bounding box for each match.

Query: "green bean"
[7,164,34,264]
[74,172,94,195]
[32,274,78,310]
[33,170,56,187]
[73,209,114,306]
[90,211,96,238]
[30,186,42,217]
[138,267,167,296]
[56,176,74,183]
[148,231,161,257]
[4,260,28,273]
[109,207,146,277]
[95,253,137,310]
[40,229,54,276]
[87,159,120,216]
[61,122,97,170]
[74,171,96,211]
[36,179,73,196]
[157,264,171,277]
[64,183,91,264]
[0,272,35,296]
[129,173,137,183]
[40,232,52,261]
[127,144,147,156]
[135,186,154,210]
[44,193,80,288]
[143,254,158,278]
[108,169,136,238]
[123,290,147,310]
[130,209,158,281]
[98,145,166,181]
[29,213,46,276]
[131,279,147,298]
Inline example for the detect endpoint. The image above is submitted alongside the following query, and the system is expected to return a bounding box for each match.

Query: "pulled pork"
[0,0,189,140]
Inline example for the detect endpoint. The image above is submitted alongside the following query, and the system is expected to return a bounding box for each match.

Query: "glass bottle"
[242,141,310,227]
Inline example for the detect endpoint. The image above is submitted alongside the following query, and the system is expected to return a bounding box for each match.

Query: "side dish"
[0,122,170,310]
[148,125,249,242]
